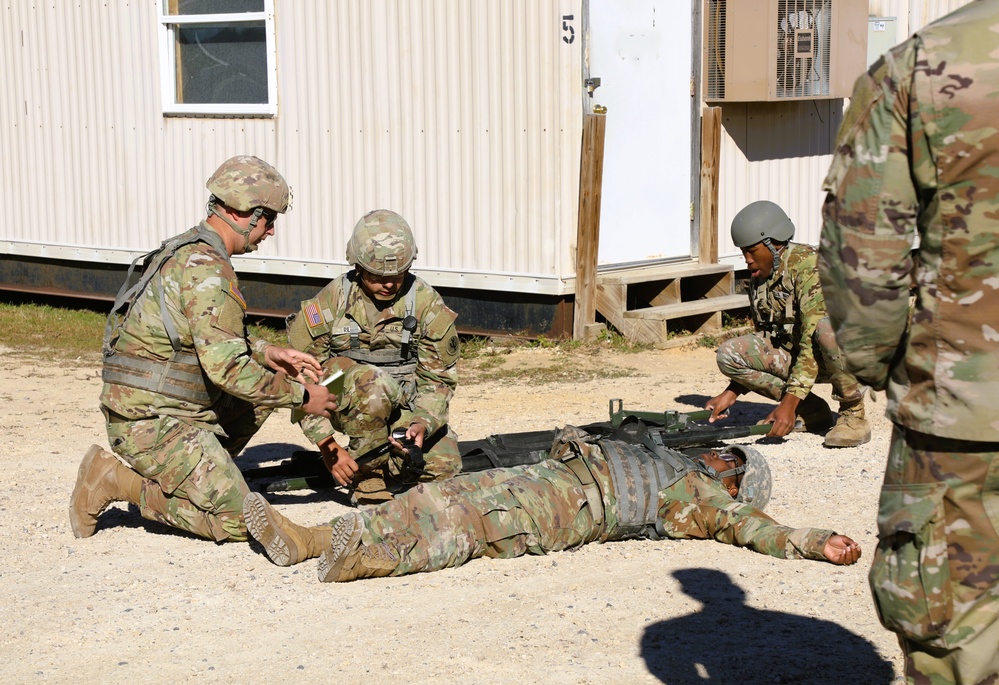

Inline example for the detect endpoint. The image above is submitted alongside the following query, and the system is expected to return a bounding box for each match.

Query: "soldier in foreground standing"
[242,426,861,580]
[819,3,999,682]
[286,209,460,511]
[70,156,338,543]
[704,201,870,447]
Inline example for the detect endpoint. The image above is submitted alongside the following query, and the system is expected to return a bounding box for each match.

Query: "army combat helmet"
[718,444,772,511]
[730,200,794,266]
[346,209,418,276]
[206,155,291,253]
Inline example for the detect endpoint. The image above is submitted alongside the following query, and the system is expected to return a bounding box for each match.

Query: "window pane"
[168,0,264,15]
[175,24,268,104]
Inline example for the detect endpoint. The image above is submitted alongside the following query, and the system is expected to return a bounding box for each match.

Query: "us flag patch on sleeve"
[304,301,325,329]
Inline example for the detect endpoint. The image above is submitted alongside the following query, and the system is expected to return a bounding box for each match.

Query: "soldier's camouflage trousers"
[715,318,863,402]
[336,460,602,576]
[104,396,271,542]
[326,357,461,504]
[869,425,999,685]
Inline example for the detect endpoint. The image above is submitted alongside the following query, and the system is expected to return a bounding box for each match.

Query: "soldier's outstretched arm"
[822,534,861,565]
[264,345,323,382]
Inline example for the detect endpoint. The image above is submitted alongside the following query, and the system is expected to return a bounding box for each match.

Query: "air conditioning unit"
[703,0,868,101]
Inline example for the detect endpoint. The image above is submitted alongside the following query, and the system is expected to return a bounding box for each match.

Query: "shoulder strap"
[103,225,219,357]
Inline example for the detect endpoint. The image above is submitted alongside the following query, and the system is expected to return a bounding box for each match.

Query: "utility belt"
[339,349,418,383]
[102,349,213,404]
[558,452,605,529]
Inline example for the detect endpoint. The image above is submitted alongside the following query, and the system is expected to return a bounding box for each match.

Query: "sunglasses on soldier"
[260,209,279,226]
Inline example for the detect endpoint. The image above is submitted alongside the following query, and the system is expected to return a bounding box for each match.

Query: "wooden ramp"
[595,261,748,346]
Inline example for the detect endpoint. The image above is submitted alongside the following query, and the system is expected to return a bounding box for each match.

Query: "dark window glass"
[175,23,268,104]
[171,0,264,15]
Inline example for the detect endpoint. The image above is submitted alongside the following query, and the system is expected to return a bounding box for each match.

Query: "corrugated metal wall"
[0,1,584,295]
[714,0,974,263]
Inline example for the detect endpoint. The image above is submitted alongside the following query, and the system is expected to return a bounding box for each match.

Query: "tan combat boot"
[69,444,142,538]
[824,396,872,448]
[793,393,836,434]
[317,511,399,583]
[242,492,332,566]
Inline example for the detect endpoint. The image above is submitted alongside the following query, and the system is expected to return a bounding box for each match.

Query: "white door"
[588,0,694,265]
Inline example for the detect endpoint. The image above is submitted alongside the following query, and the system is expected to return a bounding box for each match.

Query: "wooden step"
[623,293,748,321]
[598,261,732,286]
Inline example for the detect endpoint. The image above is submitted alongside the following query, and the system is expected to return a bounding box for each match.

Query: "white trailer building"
[0,0,973,342]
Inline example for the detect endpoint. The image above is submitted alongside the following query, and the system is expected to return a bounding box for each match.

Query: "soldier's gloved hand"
[301,383,338,418]
[266,345,323,383]
[318,437,358,486]
[822,534,862,565]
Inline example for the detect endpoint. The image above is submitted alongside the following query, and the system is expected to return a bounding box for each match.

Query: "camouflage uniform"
[717,243,863,405]
[819,3,999,681]
[100,223,305,541]
[337,430,835,578]
[288,271,460,504]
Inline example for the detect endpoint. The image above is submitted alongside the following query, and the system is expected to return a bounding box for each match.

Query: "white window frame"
[157,0,278,117]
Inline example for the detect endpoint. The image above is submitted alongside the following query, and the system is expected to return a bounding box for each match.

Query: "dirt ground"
[0,343,905,684]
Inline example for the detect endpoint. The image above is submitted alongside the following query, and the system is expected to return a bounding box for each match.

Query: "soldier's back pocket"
[869,482,952,646]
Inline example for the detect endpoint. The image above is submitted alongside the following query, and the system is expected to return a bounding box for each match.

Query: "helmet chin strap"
[209,204,262,253]
[762,238,784,264]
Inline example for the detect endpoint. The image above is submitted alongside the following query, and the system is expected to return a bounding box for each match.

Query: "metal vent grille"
[704,0,841,101]
[705,0,727,100]
[775,0,832,98]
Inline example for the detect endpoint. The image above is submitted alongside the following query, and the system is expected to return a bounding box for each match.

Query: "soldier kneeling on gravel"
[241,425,861,582]
[704,201,871,448]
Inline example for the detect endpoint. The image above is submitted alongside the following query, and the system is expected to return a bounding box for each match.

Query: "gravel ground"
[0,344,904,684]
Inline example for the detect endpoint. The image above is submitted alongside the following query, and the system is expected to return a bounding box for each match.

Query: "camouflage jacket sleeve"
[409,287,459,435]
[174,245,304,407]
[247,335,272,367]
[286,278,345,444]
[783,246,826,400]
[817,42,919,390]
[658,473,834,561]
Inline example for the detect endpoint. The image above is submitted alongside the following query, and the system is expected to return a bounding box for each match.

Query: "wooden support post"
[573,112,607,340]
[699,106,721,265]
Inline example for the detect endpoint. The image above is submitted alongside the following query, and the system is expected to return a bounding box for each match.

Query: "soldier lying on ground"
[242,425,861,582]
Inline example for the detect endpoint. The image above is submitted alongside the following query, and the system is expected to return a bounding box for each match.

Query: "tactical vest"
[556,428,725,542]
[323,272,420,385]
[100,225,221,404]
[750,248,796,350]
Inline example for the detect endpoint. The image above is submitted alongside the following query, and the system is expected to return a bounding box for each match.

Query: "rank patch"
[229,282,246,310]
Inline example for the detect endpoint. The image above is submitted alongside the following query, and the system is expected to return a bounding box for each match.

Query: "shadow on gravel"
[673,394,775,426]
[641,568,895,685]
[240,442,308,469]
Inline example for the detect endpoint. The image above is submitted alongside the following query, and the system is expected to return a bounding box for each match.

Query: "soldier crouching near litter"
[704,201,871,448]
[69,155,338,543]
[241,426,861,580]
[283,209,460,513]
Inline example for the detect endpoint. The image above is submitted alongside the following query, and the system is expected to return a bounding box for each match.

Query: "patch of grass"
[722,312,752,328]
[471,361,638,385]
[246,320,287,346]
[589,328,650,353]
[0,303,291,364]
[0,302,105,361]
